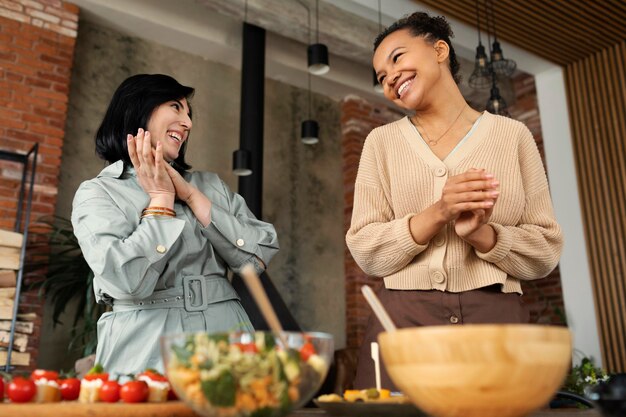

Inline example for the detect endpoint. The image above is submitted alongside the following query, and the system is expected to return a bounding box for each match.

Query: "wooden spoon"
[240,263,289,347]
[361,285,397,332]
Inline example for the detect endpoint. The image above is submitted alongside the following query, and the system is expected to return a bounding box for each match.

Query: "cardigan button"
[450,315,460,324]
[432,271,445,283]
[434,167,447,177]
[433,234,446,246]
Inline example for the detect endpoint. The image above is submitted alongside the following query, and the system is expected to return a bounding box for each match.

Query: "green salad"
[167,332,328,417]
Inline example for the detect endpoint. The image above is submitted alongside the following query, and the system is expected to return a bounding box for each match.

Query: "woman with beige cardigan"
[346,12,563,390]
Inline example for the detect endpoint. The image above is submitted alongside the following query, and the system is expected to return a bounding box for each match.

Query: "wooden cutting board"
[0,401,200,417]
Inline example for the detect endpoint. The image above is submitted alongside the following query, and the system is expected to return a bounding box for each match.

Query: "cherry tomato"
[167,388,178,401]
[233,342,258,354]
[59,378,81,401]
[120,380,149,403]
[7,377,36,403]
[0,376,4,401]
[100,380,121,403]
[31,369,59,382]
[299,342,316,361]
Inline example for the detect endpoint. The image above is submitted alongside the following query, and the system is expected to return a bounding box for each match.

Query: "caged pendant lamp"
[486,0,516,77]
[468,0,492,89]
[307,0,329,75]
[486,74,508,116]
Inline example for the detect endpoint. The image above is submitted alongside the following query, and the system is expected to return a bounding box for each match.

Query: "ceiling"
[416,0,626,67]
[70,0,558,104]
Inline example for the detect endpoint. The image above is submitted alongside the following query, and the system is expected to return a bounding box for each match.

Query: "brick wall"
[0,0,78,368]
[341,75,566,348]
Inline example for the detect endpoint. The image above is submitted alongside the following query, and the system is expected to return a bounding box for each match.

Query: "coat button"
[236,239,245,247]
[432,271,445,283]
[450,315,459,324]
[434,167,447,177]
[156,244,166,254]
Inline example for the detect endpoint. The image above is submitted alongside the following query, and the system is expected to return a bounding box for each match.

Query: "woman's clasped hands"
[436,168,499,240]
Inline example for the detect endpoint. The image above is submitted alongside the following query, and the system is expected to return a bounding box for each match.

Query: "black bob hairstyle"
[374,12,461,84]
[95,74,195,172]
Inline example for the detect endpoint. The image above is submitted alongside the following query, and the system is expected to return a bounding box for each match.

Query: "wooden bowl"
[378,324,572,417]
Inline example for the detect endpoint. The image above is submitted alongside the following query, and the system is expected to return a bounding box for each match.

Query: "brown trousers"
[353,285,529,391]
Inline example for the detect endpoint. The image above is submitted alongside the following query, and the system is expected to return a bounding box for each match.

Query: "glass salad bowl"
[161,331,333,417]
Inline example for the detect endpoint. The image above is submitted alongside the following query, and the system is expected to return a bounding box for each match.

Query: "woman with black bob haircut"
[95,73,193,173]
[347,12,563,389]
[72,74,279,376]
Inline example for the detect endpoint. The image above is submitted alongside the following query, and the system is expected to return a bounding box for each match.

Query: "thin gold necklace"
[413,104,467,147]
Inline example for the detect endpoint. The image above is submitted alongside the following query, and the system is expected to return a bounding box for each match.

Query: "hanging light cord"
[244,0,248,22]
[308,73,312,119]
[487,0,498,42]
[315,0,320,43]
[474,0,482,45]
[377,0,382,32]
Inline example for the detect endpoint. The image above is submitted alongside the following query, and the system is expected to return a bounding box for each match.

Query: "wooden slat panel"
[564,41,626,372]
[415,0,626,66]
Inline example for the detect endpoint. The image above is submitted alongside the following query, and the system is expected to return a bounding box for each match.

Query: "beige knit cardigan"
[346,112,563,294]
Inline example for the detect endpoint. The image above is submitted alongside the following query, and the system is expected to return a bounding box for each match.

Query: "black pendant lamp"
[301,120,319,145]
[486,75,508,116]
[468,0,491,89]
[486,0,516,77]
[301,73,319,144]
[232,148,252,176]
[307,0,329,75]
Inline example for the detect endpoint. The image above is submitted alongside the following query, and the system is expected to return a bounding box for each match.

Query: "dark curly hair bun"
[374,12,461,84]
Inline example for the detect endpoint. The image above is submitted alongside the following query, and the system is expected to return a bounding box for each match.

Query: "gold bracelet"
[141,212,176,219]
[143,207,176,215]
[145,206,176,214]
[142,208,176,216]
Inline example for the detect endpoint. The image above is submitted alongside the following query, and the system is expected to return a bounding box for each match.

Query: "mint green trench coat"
[71,160,279,376]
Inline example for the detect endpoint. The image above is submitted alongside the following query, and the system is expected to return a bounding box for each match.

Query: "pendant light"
[308,0,329,75]
[232,148,252,176]
[483,0,509,115]
[373,0,384,93]
[486,0,516,77]
[468,0,491,89]
[232,0,253,177]
[485,74,508,116]
[301,72,319,144]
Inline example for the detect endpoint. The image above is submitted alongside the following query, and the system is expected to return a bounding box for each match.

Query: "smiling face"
[373,29,450,111]
[146,98,192,162]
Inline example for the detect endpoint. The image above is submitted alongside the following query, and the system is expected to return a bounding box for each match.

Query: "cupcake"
[137,369,171,402]
[31,370,61,403]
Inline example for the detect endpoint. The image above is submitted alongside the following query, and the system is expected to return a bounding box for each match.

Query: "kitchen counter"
[0,402,602,417]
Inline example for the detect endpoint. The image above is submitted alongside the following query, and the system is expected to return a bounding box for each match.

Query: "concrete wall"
[43,18,345,370]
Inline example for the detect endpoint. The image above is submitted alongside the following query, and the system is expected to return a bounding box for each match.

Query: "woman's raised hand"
[127,128,175,207]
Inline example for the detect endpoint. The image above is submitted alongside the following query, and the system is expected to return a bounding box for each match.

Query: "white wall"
[535,67,602,365]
